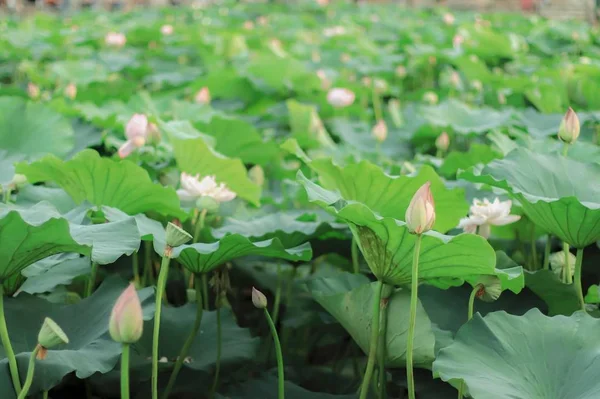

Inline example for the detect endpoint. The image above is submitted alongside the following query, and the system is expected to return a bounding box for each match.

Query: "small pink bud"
[395,65,407,78]
[28,83,40,99]
[109,284,144,344]
[372,120,388,143]
[251,287,267,309]
[435,132,450,152]
[65,83,77,100]
[161,24,174,36]
[558,107,580,144]
[195,87,211,104]
[405,182,436,234]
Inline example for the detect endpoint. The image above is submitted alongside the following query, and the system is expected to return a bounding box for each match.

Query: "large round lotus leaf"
[0,96,74,158]
[459,148,600,248]
[433,309,600,399]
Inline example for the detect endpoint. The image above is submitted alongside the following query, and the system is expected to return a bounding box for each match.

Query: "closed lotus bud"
[126,114,148,140]
[161,24,174,36]
[475,276,502,302]
[435,132,450,152]
[165,222,192,248]
[373,78,388,94]
[423,91,438,105]
[243,20,254,30]
[109,284,143,344]
[372,120,388,143]
[388,99,404,127]
[558,107,580,144]
[405,182,435,234]
[550,251,576,280]
[195,87,211,105]
[37,317,69,358]
[443,13,455,25]
[65,83,77,100]
[252,287,267,309]
[248,165,265,186]
[395,65,407,78]
[28,83,40,99]
[327,88,355,108]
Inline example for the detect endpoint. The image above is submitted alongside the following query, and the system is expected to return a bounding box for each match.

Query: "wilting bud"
[405,182,435,234]
[558,107,580,144]
[109,284,144,344]
[372,120,388,143]
[252,287,267,309]
[161,24,174,36]
[27,83,40,99]
[327,88,355,108]
[435,132,450,152]
[37,318,69,359]
[195,87,211,105]
[165,222,192,248]
[550,251,576,280]
[474,276,502,302]
[64,83,77,100]
[248,165,265,186]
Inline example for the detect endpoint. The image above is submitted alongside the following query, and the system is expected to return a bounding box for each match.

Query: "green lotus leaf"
[223,375,357,399]
[465,251,524,295]
[433,309,600,399]
[18,254,90,295]
[420,100,514,134]
[48,60,110,85]
[287,99,335,149]
[308,274,436,368]
[459,148,600,248]
[211,212,346,248]
[0,96,74,158]
[161,120,261,206]
[438,144,501,178]
[16,149,186,219]
[297,171,496,286]
[525,269,580,316]
[0,277,154,398]
[170,236,312,275]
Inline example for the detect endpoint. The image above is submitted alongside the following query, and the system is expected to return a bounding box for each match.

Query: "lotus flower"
[109,284,143,344]
[405,182,436,234]
[327,88,355,108]
[105,32,126,47]
[64,83,77,100]
[453,34,464,50]
[443,13,455,25]
[161,24,174,36]
[27,83,40,99]
[435,132,449,152]
[458,198,521,239]
[550,251,576,280]
[118,114,148,158]
[177,172,236,203]
[372,120,388,143]
[194,87,211,104]
[252,287,267,309]
[558,107,580,144]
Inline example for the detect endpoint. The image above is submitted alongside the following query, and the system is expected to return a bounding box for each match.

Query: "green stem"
[3,187,11,204]
[458,285,480,399]
[0,285,21,394]
[272,264,283,325]
[132,251,140,288]
[406,234,423,399]
[562,142,570,157]
[543,235,551,271]
[372,84,383,122]
[564,243,572,284]
[202,273,209,310]
[85,262,98,297]
[43,390,48,399]
[265,309,285,399]
[17,345,40,399]
[358,280,384,399]
[193,209,207,243]
[142,241,153,287]
[377,289,390,399]
[121,344,130,399]
[152,251,172,399]
[162,277,204,399]
[209,306,222,399]
[351,237,360,274]
[530,226,538,270]
[574,248,586,312]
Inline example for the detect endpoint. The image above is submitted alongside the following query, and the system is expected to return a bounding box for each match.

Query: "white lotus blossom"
[177,173,236,203]
[327,88,355,108]
[118,114,148,159]
[458,198,521,239]
[105,32,126,47]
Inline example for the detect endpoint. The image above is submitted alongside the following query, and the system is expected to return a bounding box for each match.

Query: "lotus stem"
[162,277,204,399]
[192,208,207,243]
[264,309,285,399]
[371,83,383,122]
[202,273,209,310]
[563,243,572,284]
[132,251,140,288]
[562,142,570,157]
[530,226,538,270]
[152,249,172,399]
[272,263,283,325]
[358,280,383,399]
[543,235,551,270]
[142,241,153,287]
[574,248,586,312]
[351,237,360,274]
[458,285,481,399]
[43,390,48,399]
[377,288,390,399]
[3,187,11,204]
[406,234,423,399]
[85,262,98,297]
[209,306,222,399]
[0,285,21,394]
[17,345,41,399]
[121,344,130,399]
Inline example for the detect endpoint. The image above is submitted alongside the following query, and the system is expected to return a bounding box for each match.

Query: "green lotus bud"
[558,107,580,144]
[248,165,265,187]
[165,222,192,248]
[251,287,267,309]
[109,284,143,344]
[435,132,450,153]
[550,251,576,281]
[38,318,69,350]
[196,196,220,212]
[475,276,502,302]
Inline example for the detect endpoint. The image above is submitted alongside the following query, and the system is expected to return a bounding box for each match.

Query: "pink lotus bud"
[195,87,211,104]
[125,114,148,140]
[453,34,464,50]
[327,88,355,108]
[109,284,143,344]
[65,83,77,100]
[435,132,450,152]
[161,24,174,36]
[372,120,388,143]
[252,287,267,309]
[243,20,254,30]
[257,16,268,26]
[558,107,580,144]
[28,83,40,99]
[105,32,126,47]
[443,13,455,25]
[405,182,436,234]
[395,65,407,78]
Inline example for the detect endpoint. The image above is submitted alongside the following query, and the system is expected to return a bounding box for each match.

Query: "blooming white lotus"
[458,198,521,239]
[105,32,126,47]
[327,88,355,108]
[118,114,148,159]
[177,173,236,203]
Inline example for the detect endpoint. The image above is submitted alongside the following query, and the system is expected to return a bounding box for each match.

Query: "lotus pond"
[1,2,600,399]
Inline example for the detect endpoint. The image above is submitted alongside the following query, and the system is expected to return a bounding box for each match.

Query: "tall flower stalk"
[358,280,383,399]
[0,285,21,395]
